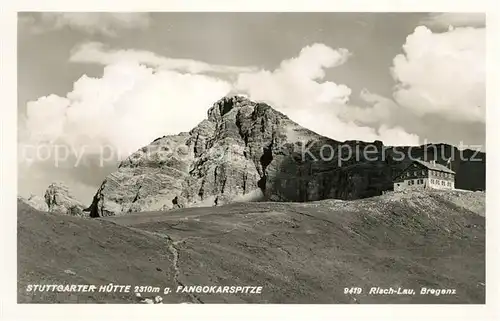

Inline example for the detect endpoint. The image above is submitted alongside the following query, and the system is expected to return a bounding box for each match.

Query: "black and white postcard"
[1,1,498,320]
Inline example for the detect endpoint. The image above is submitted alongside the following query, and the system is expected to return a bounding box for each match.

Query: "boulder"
[18,194,49,212]
[44,182,86,217]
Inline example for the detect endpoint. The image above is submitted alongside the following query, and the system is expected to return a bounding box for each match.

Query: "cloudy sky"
[17,12,486,203]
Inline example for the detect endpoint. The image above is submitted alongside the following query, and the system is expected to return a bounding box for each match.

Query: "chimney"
[430,160,436,165]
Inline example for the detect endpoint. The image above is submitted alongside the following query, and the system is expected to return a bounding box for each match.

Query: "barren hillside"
[18,189,485,304]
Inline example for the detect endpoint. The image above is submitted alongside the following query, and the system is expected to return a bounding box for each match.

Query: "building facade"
[393,160,455,192]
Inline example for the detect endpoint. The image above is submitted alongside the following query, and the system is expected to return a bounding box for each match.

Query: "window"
[442,181,445,186]
[431,179,434,184]
[422,170,426,175]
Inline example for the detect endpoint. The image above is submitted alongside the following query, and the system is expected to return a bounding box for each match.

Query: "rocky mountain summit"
[89,96,486,217]
[18,189,485,303]
[18,182,86,217]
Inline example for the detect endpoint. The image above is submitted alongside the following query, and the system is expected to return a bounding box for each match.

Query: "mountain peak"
[207,95,256,121]
[88,96,486,217]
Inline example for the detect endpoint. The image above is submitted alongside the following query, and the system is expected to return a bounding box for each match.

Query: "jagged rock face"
[18,194,49,212]
[44,182,86,217]
[89,96,486,217]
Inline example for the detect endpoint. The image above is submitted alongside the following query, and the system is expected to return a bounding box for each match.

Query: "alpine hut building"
[393,159,455,192]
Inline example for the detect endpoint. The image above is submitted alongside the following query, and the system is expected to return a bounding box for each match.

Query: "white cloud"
[20,13,151,36]
[376,125,420,147]
[235,43,419,145]
[278,104,419,146]
[21,42,421,175]
[23,62,232,159]
[70,42,256,74]
[337,89,398,125]
[391,25,485,123]
[25,94,69,143]
[421,13,485,29]
[236,44,352,108]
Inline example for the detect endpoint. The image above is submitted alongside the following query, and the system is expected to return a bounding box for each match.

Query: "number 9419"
[344,287,362,294]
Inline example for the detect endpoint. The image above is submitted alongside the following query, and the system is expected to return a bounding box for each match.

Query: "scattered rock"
[64,269,76,275]
[135,292,163,304]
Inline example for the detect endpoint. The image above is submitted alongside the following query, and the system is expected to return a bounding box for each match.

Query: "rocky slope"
[18,189,485,303]
[17,200,184,303]
[18,182,87,216]
[18,194,48,212]
[89,96,486,217]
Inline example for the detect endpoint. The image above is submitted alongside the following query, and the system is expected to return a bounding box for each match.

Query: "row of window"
[431,170,452,178]
[406,170,425,177]
[405,179,452,187]
[431,179,452,187]
[405,170,452,178]
[407,179,424,185]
